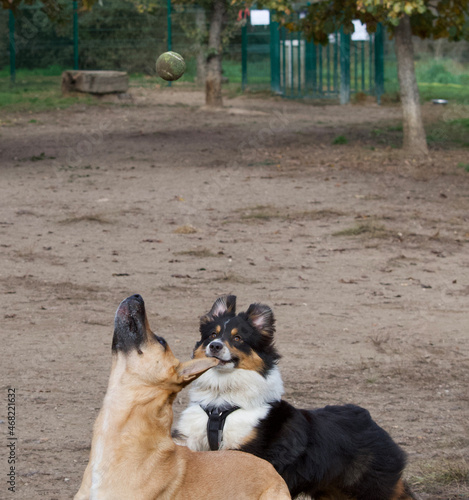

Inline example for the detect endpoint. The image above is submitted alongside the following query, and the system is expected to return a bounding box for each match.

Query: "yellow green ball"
[156,52,186,81]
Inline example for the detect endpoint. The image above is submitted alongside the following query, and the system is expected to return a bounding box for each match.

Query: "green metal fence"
[242,17,385,102]
[241,22,271,90]
[238,14,384,102]
[0,1,198,79]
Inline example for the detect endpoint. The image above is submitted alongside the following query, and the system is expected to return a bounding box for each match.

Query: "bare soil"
[1,87,468,500]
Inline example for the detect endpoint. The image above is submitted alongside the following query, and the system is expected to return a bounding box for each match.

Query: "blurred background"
[1,0,469,107]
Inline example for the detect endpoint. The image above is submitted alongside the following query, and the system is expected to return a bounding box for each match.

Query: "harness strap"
[201,405,240,451]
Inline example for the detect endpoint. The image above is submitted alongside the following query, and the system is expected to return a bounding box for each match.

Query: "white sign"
[352,20,370,41]
[250,10,270,26]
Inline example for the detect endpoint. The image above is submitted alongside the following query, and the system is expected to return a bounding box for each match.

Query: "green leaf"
[343,21,355,34]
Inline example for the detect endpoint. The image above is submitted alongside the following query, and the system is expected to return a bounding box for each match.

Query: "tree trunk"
[434,38,444,59]
[394,15,428,155]
[205,0,225,107]
[195,7,207,86]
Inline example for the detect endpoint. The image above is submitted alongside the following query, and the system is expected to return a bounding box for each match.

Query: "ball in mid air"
[156,52,186,81]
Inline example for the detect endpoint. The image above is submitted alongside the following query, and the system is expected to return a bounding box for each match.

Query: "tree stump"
[61,71,129,95]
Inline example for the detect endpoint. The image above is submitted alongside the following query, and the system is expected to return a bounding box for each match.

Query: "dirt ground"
[1,86,468,500]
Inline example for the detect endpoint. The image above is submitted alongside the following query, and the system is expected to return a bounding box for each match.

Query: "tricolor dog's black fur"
[176,295,416,500]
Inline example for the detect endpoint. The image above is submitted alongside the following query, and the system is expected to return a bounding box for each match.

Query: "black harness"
[201,405,240,451]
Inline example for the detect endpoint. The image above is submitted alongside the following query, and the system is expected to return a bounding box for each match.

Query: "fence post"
[374,22,384,104]
[297,31,302,95]
[9,10,16,83]
[339,28,350,104]
[281,27,286,94]
[167,0,172,86]
[73,0,79,70]
[167,0,172,52]
[305,40,313,96]
[270,14,280,93]
[241,18,247,91]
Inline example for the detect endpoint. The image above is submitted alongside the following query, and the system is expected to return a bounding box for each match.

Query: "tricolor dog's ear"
[245,303,275,337]
[177,357,220,383]
[200,295,236,324]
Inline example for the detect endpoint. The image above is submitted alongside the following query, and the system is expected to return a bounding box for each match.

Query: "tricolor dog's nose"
[209,340,223,354]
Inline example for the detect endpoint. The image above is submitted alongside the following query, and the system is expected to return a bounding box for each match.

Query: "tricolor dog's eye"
[209,333,217,339]
[233,335,242,343]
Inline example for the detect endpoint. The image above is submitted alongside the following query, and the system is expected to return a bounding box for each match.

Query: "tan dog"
[75,294,290,500]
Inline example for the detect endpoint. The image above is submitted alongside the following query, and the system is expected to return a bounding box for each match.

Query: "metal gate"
[242,16,385,103]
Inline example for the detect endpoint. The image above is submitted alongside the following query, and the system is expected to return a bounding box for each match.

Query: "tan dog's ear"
[177,358,219,383]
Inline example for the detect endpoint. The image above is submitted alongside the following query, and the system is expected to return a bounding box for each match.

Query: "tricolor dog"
[75,294,290,500]
[175,295,416,500]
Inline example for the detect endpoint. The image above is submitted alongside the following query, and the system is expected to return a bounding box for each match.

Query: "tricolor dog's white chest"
[176,366,284,451]
[177,404,271,451]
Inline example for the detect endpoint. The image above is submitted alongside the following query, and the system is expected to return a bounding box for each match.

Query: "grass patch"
[387,124,403,132]
[457,162,469,172]
[427,115,469,148]
[385,57,469,104]
[58,165,97,171]
[24,152,56,162]
[332,135,348,145]
[222,59,269,85]
[240,205,278,221]
[419,82,469,104]
[0,66,65,78]
[213,272,259,284]
[410,460,469,494]
[333,221,389,238]
[129,58,267,88]
[0,68,97,112]
[383,81,469,105]
[247,159,277,167]
[450,117,469,129]
[236,205,344,223]
[175,248,220,258]
[59,214,111,224]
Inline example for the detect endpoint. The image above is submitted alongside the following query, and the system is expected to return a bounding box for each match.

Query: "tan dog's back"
[176,447,290,500]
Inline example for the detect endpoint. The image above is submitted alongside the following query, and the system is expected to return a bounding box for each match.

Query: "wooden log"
[61,70,129,95]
